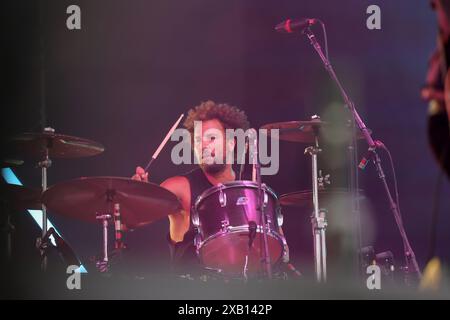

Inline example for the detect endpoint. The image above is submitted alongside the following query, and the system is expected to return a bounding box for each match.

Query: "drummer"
[132,100,285,275]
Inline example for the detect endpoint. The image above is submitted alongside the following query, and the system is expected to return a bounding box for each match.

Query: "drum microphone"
[358,140,384,170]
[113,203,125,249]
[274,18,318,33]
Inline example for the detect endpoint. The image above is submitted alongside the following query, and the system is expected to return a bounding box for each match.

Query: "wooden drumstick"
[144,113,184,172]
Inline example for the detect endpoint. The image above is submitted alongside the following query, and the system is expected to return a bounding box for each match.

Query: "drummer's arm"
[160,176,191,243]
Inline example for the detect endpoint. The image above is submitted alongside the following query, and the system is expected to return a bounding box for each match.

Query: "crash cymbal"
[260,120,325,143]
[41,176,181,229]
[0,183,42,211]
[7,132,105,159]
[260,120,370,143]
[280,188,365,209]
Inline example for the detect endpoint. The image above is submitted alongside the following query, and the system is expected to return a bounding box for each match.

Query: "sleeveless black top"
[166,168,213,275]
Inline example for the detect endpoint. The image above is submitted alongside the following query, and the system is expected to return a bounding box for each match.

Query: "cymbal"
[7,132,105,159]
[0,159,24,168]
[41,176,181,229]
[280,188,365,209]
[0,183,42,211]
[260,120,370,143]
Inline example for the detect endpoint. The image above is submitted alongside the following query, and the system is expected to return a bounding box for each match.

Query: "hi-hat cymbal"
[280,188,365,209]
[0,183,42,211]
[260,120,370,143]
[41,176,181,229]
[7,132,105,159]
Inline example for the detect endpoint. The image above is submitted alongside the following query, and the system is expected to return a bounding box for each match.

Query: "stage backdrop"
[3,0,450,276]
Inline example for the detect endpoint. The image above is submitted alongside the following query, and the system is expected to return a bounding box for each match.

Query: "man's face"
[193,119,235,174]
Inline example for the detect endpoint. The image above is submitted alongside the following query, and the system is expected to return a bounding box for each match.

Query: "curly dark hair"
[183,100,250,134]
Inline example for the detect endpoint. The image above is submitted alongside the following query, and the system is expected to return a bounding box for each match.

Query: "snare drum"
[192,181,287,276]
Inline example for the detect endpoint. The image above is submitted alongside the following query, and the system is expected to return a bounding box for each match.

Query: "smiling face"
[193,118,235,174]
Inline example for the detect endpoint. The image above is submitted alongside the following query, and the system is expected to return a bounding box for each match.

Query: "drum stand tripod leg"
[320,219,327,281]
[37,127,54,272]
[96,213,111,273]
[311,210,328,282]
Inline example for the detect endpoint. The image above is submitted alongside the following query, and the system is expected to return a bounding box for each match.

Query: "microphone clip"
[358,140,384,170]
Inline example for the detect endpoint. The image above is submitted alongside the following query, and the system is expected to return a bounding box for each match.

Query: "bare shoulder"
[160,175,189,193]
[160,175,190,206]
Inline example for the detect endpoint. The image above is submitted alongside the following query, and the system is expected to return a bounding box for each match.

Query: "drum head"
[199,228,284,275]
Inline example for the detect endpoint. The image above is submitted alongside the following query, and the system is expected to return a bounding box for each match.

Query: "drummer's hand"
[131,166,149,182]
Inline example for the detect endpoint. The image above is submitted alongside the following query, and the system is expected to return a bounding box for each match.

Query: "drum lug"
[194,231,202,249]
[218,185,227,207]
[193,226,203,255]
[191,209,200,227]
[277,207,284,227]
[221,220,230,232]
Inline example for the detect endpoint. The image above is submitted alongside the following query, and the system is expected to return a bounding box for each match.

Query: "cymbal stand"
[96,213,111,273]
[304,119,327,282]
[37,127,53,271]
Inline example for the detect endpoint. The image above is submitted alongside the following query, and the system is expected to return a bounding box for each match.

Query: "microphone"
[275,18,318,33]
[113,203,125,249]
[358,140,384,170]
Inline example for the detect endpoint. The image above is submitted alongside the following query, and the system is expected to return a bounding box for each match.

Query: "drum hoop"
[196,226,287,266]
[194,180,278,208]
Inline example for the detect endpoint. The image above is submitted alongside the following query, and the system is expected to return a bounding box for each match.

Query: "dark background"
[2,0,450,284]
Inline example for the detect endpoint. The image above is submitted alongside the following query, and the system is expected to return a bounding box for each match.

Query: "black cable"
[428,171,444,261]
[379,143,402,221]
[378,143,422,277]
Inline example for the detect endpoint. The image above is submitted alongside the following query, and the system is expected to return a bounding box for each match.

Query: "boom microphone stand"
[301,25,422,280]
